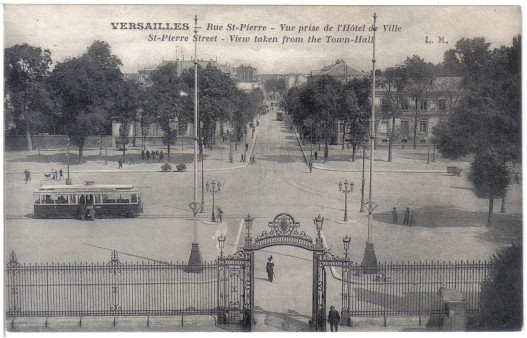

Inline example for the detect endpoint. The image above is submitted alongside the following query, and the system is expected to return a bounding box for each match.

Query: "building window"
[438,99,447,111]
[380,121,389,134]
[419,120,428,133]
[400,100,409,111]
[420,100,428,111]
[401,120,409,135]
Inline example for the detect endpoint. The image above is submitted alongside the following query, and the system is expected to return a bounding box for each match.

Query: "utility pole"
[362,13,379,274]
[187,15,203,272]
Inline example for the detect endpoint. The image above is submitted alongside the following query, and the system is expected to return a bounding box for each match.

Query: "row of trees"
[4,41,264,162]
[285,75,371,161]
[433,36,521,226]
[284,36,521,226]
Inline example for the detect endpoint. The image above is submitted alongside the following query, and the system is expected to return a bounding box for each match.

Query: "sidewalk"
[285,113,479,174]
[4,123,260,178]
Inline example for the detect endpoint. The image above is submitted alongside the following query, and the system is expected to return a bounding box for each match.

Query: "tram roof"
[35,184,139,193]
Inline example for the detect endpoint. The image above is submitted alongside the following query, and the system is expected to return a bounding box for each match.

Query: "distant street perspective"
[4,5,522,333]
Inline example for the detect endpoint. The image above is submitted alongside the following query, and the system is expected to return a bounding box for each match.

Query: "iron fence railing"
[5,251,218,318]
[347,261,491,317]
[5,250,492,320]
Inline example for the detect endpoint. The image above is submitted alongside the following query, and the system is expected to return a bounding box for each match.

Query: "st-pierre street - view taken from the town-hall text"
[3,4,522,333]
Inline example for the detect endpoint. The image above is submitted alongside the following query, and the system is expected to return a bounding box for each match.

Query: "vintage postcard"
[3,4,522,333]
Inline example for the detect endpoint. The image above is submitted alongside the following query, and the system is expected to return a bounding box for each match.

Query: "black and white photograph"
[2,3,523,333]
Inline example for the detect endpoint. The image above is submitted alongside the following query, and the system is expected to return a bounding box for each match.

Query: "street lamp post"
[362,13,379,274]
[66,138,72,185]
[218,234,226,258]
[187,15,203,273]
[206,180,221,222]
[339,180,354,222]
[244,214,254,247]
[343,235,351,260]
[360,145,366,213]
[314,214,324,248]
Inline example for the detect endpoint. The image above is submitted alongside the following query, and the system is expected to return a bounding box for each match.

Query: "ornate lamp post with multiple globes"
[206,180,221,222]
[339,180,354,222]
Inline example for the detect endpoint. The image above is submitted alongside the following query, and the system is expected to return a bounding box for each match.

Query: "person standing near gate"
[328,306,340,332]
[266,256,274,282]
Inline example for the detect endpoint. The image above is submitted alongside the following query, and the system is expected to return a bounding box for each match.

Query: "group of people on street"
[45,168,63,180]
[141,149,164,162]
[392,207,416,226]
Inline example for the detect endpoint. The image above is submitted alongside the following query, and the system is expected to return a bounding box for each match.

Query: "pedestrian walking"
[217,206,223,222]
[245,143,249,151]
[141,149,145,161]
[266,256,275,282]
[146,150,150,161]
[129,156,134,165]
[118,159,123,169]
[392,207,398,224]
[24,169,31,183]
[410,211,416,227]
[328,306,341,332]
[403,207,410,225]
[59,168,63,180]
[314,151,318,161]
[159,151,164,162]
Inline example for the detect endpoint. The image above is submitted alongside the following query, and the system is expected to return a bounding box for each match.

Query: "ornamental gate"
[217,213,350,332]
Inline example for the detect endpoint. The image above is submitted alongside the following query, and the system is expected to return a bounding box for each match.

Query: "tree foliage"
[4,43,54,149]
[48,41,124,160]
[476,244,522,330]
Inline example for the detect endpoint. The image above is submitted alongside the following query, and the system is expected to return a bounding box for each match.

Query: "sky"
[3,5,522,75]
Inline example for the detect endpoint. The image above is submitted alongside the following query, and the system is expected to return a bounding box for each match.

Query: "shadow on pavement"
[373,206,522,244]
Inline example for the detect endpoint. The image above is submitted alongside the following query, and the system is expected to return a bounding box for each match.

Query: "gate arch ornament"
[217,213,351,332]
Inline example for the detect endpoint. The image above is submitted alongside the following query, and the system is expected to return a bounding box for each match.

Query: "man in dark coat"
[146,150,150,161]
[141,149,145,161]
[266,256,274,282]
[403,207,410,225]
[392,207,398,224]
[328,306,340,332]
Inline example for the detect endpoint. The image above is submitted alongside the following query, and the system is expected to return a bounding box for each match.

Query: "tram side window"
[131,194,137,203]
[117,194,130,203]
[35,195,41,204]
[95,195,102,204]
[56,195,67,204]
[69,195,77,204]
[45,195,53,204]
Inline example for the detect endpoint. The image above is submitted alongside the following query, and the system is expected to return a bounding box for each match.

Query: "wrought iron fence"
[5,250,492,320]
[5,251,218,318]
[347,261,491,317]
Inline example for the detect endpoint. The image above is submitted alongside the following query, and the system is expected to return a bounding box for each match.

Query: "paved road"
[4,103,520,332]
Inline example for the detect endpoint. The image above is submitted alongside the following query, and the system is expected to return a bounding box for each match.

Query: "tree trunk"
[487,197,494,226]
[352,143,356,162]
[389,115,396,162]
[26,129,33,151]
[413,99,418,149]
[167,142,171,162]
[78,144,84,163]
[122,144,126,163]
[342,121,346,150]
[500,192,506,213]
